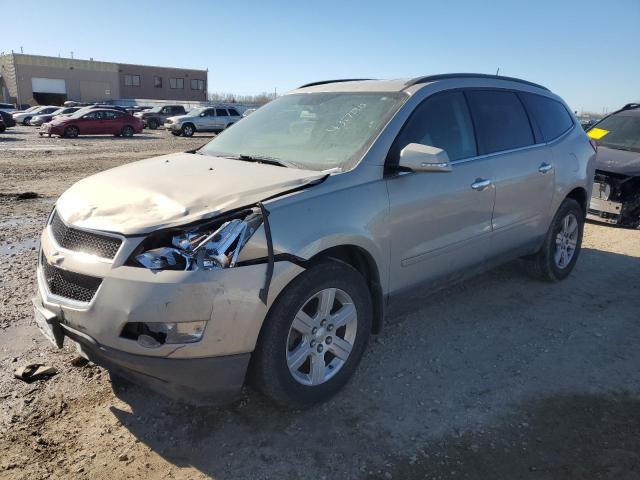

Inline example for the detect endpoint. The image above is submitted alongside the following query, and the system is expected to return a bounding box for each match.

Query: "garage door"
[32,78,66,94]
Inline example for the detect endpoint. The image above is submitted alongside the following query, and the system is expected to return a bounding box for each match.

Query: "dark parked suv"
[134,105,187,129]
[0,110,17,129]
[587,103,640,227]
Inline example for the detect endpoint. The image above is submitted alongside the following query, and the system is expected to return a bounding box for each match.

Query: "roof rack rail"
[621,103,640,110]
[298,79,373,89]
[405,73,550,91]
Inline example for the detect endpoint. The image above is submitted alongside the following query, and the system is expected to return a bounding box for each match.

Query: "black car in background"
[587,103,640,228]
[0,109,17,129]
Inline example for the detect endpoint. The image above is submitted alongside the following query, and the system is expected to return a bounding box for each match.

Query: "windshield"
[594,113,640,153]
[51,108,66,115]
[148,106,163,113]
[188,107,205,116]
[199,92,406,171]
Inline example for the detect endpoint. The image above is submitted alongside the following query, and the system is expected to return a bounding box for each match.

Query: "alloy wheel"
[286,288,358,386]
[554,213,579,269]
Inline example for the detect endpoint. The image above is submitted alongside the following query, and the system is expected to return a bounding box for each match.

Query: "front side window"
[199,92,407,171]
[592,113,640,153]
[521,93,573,142]
[389,91,477,163]
[466,90,534,154]
[170,78,184,89]
[215,108,229,117]
[124,74,140,87]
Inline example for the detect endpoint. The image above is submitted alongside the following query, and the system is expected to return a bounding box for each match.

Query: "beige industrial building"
[0,53,207,106]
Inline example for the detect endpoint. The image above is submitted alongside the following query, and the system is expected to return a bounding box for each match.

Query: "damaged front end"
[588,170,640,228]
[130,207,264,272]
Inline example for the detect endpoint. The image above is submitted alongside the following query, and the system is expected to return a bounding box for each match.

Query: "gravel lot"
[1,125,639,479]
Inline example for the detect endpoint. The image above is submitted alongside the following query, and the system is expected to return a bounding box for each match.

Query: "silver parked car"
[33,74,595,407]
[13,105,60,126]
[31,106,81,126]
[164,106,242,137]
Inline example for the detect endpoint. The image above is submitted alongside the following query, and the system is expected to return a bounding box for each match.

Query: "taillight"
[589,139,598,153]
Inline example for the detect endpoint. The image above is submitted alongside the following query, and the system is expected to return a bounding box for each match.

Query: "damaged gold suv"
[34,75,596,407]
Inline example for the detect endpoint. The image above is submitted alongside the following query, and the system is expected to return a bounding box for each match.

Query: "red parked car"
[40,109,144,138]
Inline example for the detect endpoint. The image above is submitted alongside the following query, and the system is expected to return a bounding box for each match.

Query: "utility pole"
[495,68,500,76]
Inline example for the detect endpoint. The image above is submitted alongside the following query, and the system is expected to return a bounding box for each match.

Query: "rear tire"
[147,118,159,130]
[250,260,372,408]
[23,117,32,126]
[521,198,584,281]
[121,125,134,137]
[63,126,79,138]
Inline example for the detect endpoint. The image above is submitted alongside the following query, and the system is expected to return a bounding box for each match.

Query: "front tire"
[250,260,372,408]
[63,126,79,138]
[147,118,159,130]
[521,198,584,281]
[181,123,195,137]
[23,117,32,126]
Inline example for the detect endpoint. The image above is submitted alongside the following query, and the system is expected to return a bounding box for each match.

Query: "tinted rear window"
[521,93,573,142]
[467,90,534,154]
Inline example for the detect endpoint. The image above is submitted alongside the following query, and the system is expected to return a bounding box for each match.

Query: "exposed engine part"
[589,170,640,228]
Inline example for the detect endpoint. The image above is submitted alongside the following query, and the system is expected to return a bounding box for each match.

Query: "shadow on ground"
[106,246,640,479]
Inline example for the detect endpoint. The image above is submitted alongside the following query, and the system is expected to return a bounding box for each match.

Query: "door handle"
[538,162,553,174]
[471,178,492,191]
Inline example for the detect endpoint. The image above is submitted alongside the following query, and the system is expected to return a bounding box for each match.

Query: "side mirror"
[398,143,452,172]
[200,112,206,117]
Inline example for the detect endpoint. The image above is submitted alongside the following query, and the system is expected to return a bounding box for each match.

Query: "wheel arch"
[308,244,384,334]
[565,186,588,216]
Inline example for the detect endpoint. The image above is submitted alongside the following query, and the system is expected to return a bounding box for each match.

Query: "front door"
[386,90,496,294]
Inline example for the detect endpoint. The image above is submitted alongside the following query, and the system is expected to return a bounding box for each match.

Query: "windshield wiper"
[237,154,299,169]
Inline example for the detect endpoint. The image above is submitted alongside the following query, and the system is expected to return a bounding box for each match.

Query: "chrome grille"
[50,211,122,259]
[41,253,102,303]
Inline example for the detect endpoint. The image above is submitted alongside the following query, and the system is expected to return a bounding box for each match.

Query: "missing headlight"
[130,208,263,272]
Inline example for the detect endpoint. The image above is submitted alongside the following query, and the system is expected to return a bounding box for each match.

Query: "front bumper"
[34,217,304,403]
[587,196,623,224]
[165,122,181,131]
[33,295,249,405]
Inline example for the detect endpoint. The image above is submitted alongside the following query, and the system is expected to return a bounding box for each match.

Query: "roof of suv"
[294,73,550,94]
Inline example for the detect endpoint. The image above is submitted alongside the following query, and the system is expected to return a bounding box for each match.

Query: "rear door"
[386,90,496,293]
[466,89,555,258]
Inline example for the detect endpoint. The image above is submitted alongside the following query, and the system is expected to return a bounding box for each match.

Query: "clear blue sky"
[3,0,638,113]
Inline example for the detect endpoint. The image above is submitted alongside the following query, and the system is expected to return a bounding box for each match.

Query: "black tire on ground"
[63,126,79,138]
[521,198,584,282]
[23,117,31,126]
[147,118,159,130]
[225,122,234,129]
[121,126,134,137]
[170,130,181,136]
[0,126,5,133]
[250,260,372,408]
[181,123,195,137]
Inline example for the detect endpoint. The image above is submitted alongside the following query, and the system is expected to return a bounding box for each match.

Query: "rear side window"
[390,91,477,163]
[466,90,534,154]
[520,93,573,142]
[228,108,240,116]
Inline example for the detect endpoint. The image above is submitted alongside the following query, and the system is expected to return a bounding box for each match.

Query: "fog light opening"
[121,321,206,347]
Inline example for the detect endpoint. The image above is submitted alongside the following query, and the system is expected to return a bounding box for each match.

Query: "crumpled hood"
[56,152,326,234]
[595,146,640,176]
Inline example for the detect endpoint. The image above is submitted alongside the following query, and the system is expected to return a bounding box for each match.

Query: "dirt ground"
[1,125,639,480]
